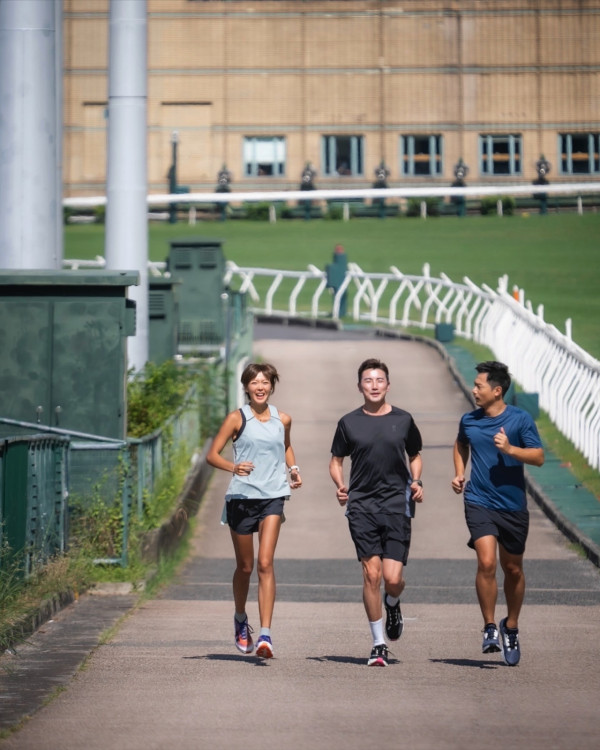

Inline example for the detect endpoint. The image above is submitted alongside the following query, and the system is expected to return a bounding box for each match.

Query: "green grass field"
[65,212,600,359]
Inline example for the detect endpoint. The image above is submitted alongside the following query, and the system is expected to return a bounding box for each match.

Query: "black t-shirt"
[331,406,423,516]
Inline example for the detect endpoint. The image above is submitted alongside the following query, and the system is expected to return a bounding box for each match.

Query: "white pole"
[105,0,148,371]
[0,0,61,269]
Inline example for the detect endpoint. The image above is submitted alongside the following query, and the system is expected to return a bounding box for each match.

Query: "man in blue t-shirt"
[452,361,544,666]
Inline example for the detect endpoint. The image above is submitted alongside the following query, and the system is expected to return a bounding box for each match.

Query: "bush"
[244,202,271,221]
[127,360,196,438]
[406,197,440,217]
[480,196,515,216]
[325,203,344,221]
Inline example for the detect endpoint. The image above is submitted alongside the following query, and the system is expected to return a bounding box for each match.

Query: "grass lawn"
[65,212,600,359]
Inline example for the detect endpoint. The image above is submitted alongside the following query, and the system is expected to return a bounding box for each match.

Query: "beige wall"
[63,0,600,196]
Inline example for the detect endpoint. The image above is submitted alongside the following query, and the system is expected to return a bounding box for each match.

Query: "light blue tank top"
[225,404,290,500]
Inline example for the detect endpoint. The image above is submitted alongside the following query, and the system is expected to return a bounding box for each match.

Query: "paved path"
[2,330,600,749]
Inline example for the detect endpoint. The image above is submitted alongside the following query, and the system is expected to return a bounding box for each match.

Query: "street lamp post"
[300,162,316,220]
[533,155,551,215]
[373,161,390,218]
[452,158,469,217]
[168,130,179,224]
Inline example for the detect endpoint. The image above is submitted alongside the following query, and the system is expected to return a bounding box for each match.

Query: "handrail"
[223,260,600,471]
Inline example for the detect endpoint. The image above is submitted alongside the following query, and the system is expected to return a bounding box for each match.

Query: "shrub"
[244,202,271,221]
[480,196,515,216]
[406,197,440,217]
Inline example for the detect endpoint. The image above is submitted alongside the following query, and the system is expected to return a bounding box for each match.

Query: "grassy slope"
[66,213,600,359]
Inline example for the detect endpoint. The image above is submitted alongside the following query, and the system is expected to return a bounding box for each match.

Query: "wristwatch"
[412,479,423,487]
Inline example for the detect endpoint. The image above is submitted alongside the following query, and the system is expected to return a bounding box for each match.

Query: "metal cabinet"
[0,271,138,439]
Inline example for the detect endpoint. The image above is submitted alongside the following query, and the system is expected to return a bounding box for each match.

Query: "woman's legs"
[230,529,254,616]
[256,514,282,629]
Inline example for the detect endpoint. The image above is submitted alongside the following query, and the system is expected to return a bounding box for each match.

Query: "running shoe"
[234,616,254,654]
[481,623,501,654]
[384,595,404,641]
[367,643,389,667]
[499,617,521,666]
[255,635,274,659]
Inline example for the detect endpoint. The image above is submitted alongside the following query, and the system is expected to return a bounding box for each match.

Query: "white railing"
[62,254,600,471]
[223,260,600,472]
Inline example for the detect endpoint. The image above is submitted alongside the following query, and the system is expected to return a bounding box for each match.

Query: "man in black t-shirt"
[329,358,423,667]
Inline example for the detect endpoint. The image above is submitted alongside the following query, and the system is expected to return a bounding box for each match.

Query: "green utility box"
[148,277,180,365]
[0,270,138,439]
[167,237,226,353]
[435,323,455,343]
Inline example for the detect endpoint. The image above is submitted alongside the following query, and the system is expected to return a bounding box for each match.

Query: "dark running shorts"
[226,497,285,535]
[346,508,412,563]
[464,502,529,555]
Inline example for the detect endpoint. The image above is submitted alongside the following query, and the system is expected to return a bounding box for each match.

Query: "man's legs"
[361,555,384,621]
[473,534,499,625]
[499,545,525,629]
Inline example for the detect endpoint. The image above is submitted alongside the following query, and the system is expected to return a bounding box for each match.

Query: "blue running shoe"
[255,634,274,659]
[499,617,520,666]
[234,616,254,654]
[482,623,501,654]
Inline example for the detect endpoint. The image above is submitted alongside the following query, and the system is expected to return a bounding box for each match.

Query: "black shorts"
[226,497,285,535]
[346,508,411,564]
[464,502,529,556]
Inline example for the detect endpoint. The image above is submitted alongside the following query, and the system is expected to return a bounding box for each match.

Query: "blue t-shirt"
[457,404,542,512]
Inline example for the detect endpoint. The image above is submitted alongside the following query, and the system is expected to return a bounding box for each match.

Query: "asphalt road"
[2,330,599,749]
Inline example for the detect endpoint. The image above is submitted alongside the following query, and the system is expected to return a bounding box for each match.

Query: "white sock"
[385,593,400,607]
[369,618,385,646]
[260,627,271,638]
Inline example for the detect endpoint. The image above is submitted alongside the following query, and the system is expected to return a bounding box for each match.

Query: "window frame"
[478,134,522,176]
[559,133,600,175]
[321,135,365,177]
[243,136,286,178]
[400,134,443,177]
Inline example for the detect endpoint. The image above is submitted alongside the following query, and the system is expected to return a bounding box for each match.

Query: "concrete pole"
[0,0,62,269]
[105,0,148,371]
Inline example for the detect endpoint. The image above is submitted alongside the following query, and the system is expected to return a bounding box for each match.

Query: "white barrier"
[61,254,600,471]
[222,260,600,471]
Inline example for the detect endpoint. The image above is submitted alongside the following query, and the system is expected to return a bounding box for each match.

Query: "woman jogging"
[207,362,302,658]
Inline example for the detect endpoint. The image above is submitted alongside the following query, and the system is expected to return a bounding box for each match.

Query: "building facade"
[63,0,600,197]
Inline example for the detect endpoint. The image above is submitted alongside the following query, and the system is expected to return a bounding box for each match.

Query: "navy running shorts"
[346,508,411,563]
[464,502,529,555]
[226,496,285,535]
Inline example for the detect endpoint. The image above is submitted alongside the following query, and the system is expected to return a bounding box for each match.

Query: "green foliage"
[127,360,196,438]
[406,197,440,217]
[69,495,125,562]
[480,195,515,216]
[244,202,271,221]
[325,204,344,220]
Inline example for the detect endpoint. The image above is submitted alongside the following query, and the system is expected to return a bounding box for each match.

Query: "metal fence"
[225,260,600,472]
[0,306,254,573]
[0,435,69,577]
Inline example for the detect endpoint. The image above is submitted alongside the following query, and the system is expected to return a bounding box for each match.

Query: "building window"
[559,133,600,175]
[243,137,286,177]
[479,134,522,176]
[322,135,364,176]
[400,135,443,177]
